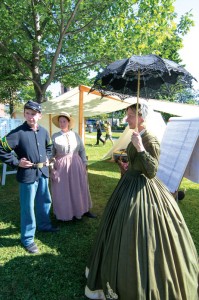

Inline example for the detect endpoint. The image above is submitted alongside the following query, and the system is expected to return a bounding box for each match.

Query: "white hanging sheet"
[157,117,199,193]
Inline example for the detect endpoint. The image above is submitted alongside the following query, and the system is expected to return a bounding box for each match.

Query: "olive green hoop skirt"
[85,170,198,300]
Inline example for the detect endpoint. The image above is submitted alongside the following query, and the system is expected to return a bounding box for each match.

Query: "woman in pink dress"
[50,112,95,221]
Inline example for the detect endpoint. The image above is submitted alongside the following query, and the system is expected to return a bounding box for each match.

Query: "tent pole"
[79,86,84,139]
[49,114,52,136]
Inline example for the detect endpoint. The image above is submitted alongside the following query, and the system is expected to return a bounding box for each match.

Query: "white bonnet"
[138,102,149,120]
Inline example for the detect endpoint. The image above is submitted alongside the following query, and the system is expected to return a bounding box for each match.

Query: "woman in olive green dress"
[85,103,198,300]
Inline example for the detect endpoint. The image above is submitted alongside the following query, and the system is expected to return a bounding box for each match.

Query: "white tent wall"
[184,137,199,183]
[103,111,166,160]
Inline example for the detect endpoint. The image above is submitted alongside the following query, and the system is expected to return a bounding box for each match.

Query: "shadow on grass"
[0,218,100,299]
[0,164,119,300]
[88,157,118,172]
[0,252,88,300]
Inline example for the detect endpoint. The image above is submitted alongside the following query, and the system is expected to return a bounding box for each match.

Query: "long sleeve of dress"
[136,150,159,179]
[75,133,88,165]
[127,132,160,179]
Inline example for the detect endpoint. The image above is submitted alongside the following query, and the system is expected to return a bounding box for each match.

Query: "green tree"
[0,0,194,103]
[176,88,199,104]
[0,83,18,115]
[0,53,24,114]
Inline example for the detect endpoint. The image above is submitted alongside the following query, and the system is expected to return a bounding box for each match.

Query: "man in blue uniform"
[0,100,58,254]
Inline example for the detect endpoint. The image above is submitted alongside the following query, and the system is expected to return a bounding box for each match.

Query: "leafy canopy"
[0,0,194,103]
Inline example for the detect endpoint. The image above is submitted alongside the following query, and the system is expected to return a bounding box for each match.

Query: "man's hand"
[18,158,33,168]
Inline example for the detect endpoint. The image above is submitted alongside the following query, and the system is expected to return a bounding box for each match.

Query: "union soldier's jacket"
[0,122,52,183]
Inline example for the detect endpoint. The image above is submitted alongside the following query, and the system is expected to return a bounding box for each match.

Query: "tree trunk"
[33,81,46,103]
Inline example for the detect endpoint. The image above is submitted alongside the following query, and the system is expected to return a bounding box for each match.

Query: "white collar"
[61,130,69,135]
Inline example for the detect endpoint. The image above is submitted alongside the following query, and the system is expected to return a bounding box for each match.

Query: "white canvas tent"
[103,107,167,160]
[4,85,199,189]
[40,85,199,138]
[41,85,135,137]
[13,85,199,137]
[42,86,131,116]
[13,85,134,140]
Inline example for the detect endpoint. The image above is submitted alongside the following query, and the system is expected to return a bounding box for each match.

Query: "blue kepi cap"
[24,101,42,113]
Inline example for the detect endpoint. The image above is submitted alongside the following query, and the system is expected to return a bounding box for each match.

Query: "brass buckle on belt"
[32,162,45,168]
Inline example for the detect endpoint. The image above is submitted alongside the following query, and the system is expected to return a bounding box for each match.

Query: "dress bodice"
[51,131,87,164]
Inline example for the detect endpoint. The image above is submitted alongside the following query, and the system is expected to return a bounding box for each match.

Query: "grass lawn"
[0,132,198,299]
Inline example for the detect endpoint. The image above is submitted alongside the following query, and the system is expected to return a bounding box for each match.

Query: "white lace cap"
[125,97,151,120]
[139,102,149,120]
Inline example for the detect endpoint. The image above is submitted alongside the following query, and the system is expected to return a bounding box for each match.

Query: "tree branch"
[43,0,84,90]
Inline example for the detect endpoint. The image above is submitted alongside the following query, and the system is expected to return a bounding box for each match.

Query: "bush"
[113,125,126,131]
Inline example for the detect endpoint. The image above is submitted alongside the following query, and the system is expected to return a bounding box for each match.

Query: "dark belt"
[32,162,46,169]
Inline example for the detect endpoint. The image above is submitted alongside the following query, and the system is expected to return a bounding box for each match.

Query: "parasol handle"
[135,69,140,132]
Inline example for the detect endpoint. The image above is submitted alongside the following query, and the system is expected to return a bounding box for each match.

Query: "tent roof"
[42,86,130,117]
[148,99,199,117]
[41,85,199,118]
